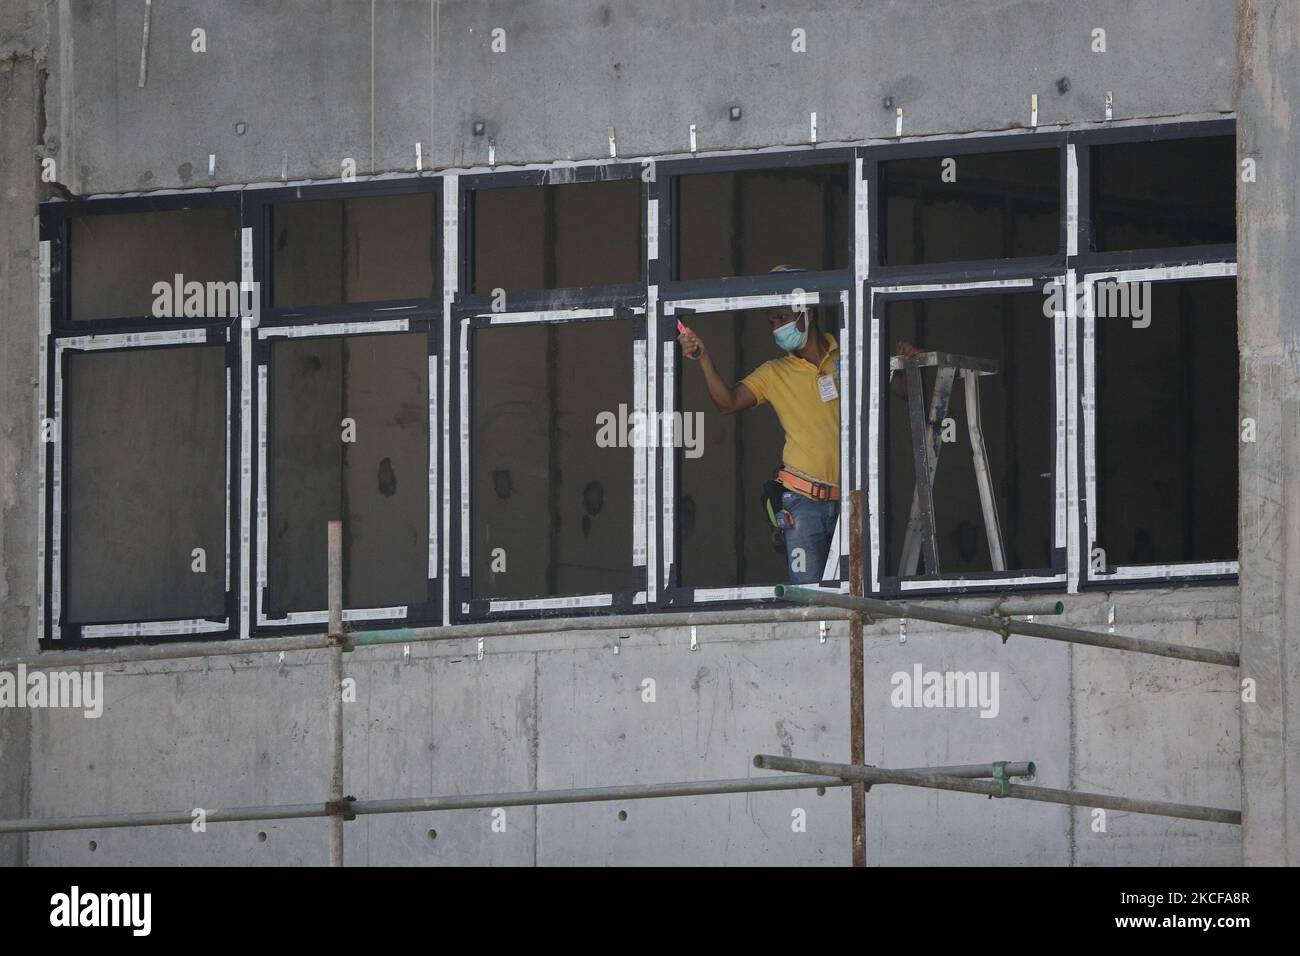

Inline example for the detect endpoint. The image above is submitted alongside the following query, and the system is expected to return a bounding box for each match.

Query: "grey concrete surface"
[1235,0,1300,867]
[0,42,41,869]
[39,0,1238,195]
[0,0,1284,866]
[20,587,1239,866]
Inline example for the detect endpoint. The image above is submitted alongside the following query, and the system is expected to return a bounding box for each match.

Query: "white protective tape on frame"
[867,287,880,592]
[1054,275,1067,551]
[488,593,614,613]
[838,289,851,561]
[871,278,1036,295]
[899,573,1066,592]
[854,156,868,496]
[647,284,659,603]
[633,339,647,566]
[428,355,438,579]
[37,241,50,638]
[459,317,471,572]
[1085,262,1236,285]
[56,328,211,351]
[483,307,614,325]
[51,343,63,627]
[1066,144,1079,258]
[259,319,409,339]
[661,339,675,584]
[647,198,659,262]
[1103,561,1238,581]
[665,292,822,316]
[270,606,408,627]
[255,365,269,623]
[1081,276,1097,581]
[1066,269,1081,593]
[240,226,254,637]
[82,619,228,639]
[443,174,458,625]
[225,368,232,592]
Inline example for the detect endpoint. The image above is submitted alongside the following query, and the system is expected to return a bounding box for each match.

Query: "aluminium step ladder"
[892,351,1005,576]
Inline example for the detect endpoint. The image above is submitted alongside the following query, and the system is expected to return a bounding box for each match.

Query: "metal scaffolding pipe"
[0,763,1035,835]
[848,490,867,867]
[2,596,1065,673]
[326,521,345,868]
[753,755,1241,826]
[775,587,1238,668]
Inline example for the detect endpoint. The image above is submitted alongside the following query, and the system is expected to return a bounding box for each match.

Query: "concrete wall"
[22,587,1241,866]
[2,0,1283,866]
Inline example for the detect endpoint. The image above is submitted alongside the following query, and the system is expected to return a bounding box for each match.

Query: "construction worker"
[677,266,840,584]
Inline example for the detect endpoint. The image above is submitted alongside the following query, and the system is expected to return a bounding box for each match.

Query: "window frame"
[42,191,245,333]
[1077,264,1239,589]
[451,292,649,622]
[41,327,238,646]
[34,118,1240,647]
[655,280,855,608]
[864,132,1070,283]
[251,317,442,634]
[244,177,443,325]
[865,276,1070,597]
[458,162,649,311]
[657,147,857,298]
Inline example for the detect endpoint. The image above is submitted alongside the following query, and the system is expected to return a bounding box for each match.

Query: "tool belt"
[777,467,840,502]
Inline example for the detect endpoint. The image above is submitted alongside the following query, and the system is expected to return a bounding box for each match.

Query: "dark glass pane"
[882,150,1059,266]
[268,332,430,612]
[472,320,634,598]
[472,180,641,292]
[65,345,227,622]
[272,193,438,308]
[71,208,240,321]
[1092,136,1235,251]
[677,164,850,279]
[884,291,1055,575]
[1096,278,1237,564]
[676,309,816,586]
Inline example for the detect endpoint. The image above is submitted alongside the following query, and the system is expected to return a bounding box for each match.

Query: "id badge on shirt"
[817,373,838,403]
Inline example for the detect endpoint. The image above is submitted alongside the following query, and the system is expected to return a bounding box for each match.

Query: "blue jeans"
[782,490,840,584]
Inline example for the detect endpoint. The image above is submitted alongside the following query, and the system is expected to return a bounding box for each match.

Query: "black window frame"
[866,276,1069,598]
[659,147,857,298]
[459,163,649,312]
[655,274,856,608]
[251,317,442,634]
[42,191,245,334]
[244,177,443,325]
[450,290,649,622]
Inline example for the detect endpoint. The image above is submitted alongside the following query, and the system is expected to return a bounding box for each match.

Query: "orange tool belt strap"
[777,468,841,502]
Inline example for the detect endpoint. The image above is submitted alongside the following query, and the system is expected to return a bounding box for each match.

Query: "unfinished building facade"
[0,0,1296,866]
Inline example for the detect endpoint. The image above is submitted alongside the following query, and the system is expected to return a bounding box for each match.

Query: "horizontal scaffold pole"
[774,586,1238,668]
[0,762,1035,835]
[753,755,1241,826]
[3,598,1063,672]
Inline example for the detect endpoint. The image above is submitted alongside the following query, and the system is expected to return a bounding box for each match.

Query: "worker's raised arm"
[678,329,758,415]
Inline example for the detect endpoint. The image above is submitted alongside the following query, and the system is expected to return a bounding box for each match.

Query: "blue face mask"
[773,318,809,352]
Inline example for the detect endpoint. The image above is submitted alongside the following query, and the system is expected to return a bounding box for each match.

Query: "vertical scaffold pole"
[327,520,345,868]
[849,490,866,867]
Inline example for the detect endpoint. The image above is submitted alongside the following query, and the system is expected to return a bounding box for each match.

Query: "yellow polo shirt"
[739,332,841,491]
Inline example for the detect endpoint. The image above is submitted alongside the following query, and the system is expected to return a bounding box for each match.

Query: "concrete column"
[1236,0,1300,866]
[0,48,41,867]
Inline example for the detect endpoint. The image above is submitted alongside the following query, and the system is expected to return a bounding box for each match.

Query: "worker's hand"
[894,339,923,361]
[678,329,706,362]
